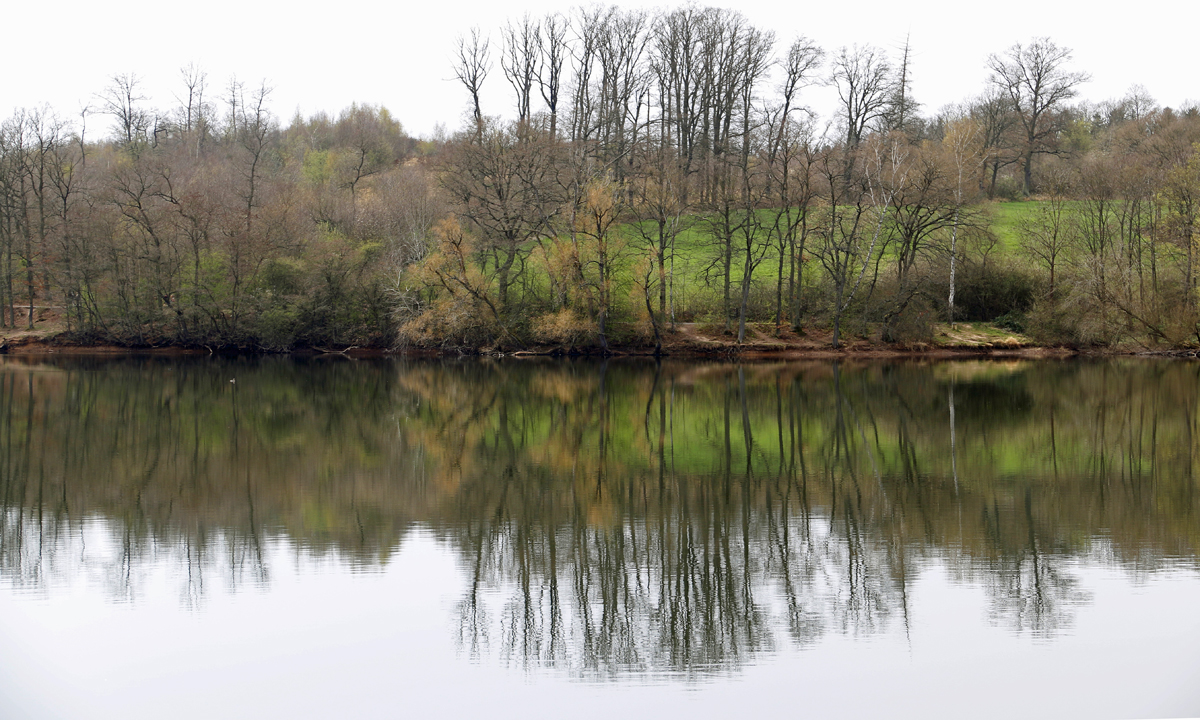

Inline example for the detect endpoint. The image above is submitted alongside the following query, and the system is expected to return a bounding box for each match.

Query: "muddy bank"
[0,323,1095,360]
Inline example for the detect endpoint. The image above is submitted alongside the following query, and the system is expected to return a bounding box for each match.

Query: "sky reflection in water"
[0,356,1198,719]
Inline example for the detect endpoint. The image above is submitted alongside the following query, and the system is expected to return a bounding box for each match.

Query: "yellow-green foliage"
[397,217,504,347]
[531,308,597,346]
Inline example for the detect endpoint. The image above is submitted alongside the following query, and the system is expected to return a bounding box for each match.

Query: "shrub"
[992,310,1027,333]
[881,298,935,345]
[953,264,1037,322]
[531,309,598,347]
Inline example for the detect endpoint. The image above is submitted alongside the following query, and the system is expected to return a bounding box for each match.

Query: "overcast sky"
[3,0,1194,139]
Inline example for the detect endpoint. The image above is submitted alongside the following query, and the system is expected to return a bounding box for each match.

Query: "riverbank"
[0,319,1102,359]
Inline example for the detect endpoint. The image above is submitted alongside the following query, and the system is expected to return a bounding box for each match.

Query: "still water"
[0,356,1197,719]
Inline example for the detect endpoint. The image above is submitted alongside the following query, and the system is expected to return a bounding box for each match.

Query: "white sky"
[3,0,1195,139]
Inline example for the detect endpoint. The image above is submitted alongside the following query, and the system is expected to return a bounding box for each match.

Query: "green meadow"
[530,199,1046,329]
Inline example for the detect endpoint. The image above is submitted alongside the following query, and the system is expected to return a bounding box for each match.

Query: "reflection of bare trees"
[973,489,1092,636]
[2,357,1200,673]
[455,520,810,677]
[0,510,275,608]
[430,359,1199,674]
[983,549,1089,636]
[451,501,923,678]
[446,365,910,676]
[0,357,432,601]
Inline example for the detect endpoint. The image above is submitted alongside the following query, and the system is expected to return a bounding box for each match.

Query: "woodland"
[2,5,1199,352]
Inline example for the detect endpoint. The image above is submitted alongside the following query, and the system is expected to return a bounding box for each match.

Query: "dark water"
[1,356,1198,719]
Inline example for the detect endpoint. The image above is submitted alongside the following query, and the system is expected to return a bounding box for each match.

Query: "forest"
[1,5,1199,351]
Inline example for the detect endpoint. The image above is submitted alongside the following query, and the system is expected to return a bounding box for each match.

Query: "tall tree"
[942,114,982,322]
[438,121,562,319]
[1018,169,1075,302]
[987,38,1089,195]
[763,37,822,332]
[970,88,1020,198]
[501,15,538,128]
[881,36,920,136]
[98,73,151,148]
[453,28,492,141]
[535,13,568,140]
[829,44,894,150]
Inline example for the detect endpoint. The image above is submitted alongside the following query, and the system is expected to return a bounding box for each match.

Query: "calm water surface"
[0,356,1197,719]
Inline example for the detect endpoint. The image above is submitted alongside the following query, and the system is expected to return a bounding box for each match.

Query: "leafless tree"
[650,5,706,187]
[761,38,823,331]
[970,88,1020,198]
[880,36,920,136]
[175,63,212,155]
[536,13,568,140]
[1122,85,1156,122]
[438,121,563,317]
[502,15,538,128]
[829,45,894,149]
[988,38,1089,194]
[98,73,151,148]
[1019,169,1075,300]
[453,28,492,140]
[815,135,908,348]
[594,7,651,174]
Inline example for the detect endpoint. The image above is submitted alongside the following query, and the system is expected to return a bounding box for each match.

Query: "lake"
[0,356,1197,719]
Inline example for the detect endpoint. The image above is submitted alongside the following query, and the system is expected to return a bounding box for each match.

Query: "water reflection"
[1,356,1197,676]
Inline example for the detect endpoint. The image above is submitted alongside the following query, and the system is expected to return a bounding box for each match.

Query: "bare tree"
[650,5,706,187]
[594,7,651,174]
[453,28,492,140]
[536,13,568,140]
[880,36,920,136]
[730,24,775,343]
[176,64,206,134]
[0,113,31,327]
[438,121,562,318]
[970,88,1020,198]
[768,37,823,161]
[568,5,604,146]
[829,45,894,149]
[175,63,212,155]
[501,15,538,128]
[1019,169,1075,301]
[765,39,823,331]
[45,110,92,331]
[815,135,909,348]
[219,80,277,336]
[988,38,1089,195]
[942,114,982,323]
[1122,84,1156,122]
[98,73,151,148]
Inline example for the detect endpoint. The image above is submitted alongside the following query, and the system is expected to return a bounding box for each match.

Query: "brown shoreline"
[1,327,1179,361]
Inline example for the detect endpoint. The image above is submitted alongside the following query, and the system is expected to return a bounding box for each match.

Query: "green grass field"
[592,200,1044,322]
[986,200,1037,252]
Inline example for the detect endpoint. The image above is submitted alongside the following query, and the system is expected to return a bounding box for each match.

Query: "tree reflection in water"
[1,356,1197,675]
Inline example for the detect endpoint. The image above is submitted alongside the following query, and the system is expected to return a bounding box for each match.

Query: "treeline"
[414,6,1200,349]
[3,6,1200,349]
[0,77,437,348]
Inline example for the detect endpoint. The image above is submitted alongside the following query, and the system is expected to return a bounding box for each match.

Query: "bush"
[531,308,598,347]
[395,295,502,349]
[1023,296,1084,345]
[882,299,935,345]
[953,264,1037,322]
[992,310,1027,333]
